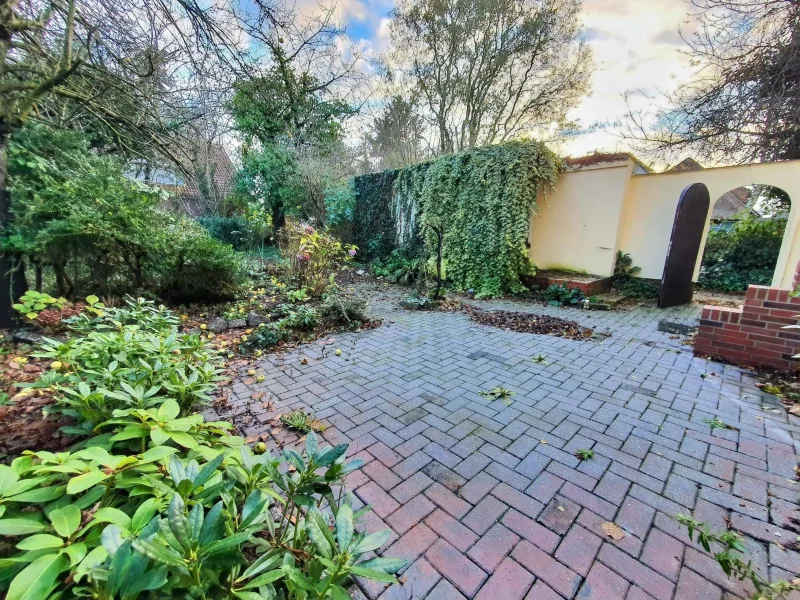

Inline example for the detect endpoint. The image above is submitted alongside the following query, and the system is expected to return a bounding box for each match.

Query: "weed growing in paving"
[574,449,594,460]
[280,410,326,432]
[703,417,738,430]
[479,386,514,405]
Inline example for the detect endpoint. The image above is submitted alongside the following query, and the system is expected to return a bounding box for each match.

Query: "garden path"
[214,284,800,600]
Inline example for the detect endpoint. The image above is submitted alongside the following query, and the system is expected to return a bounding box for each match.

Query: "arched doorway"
[696,184,790,296]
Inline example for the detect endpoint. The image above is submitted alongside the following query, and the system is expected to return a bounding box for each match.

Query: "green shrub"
[319,293,368,326]
[279,221,356,297]
[196,215,265,251]
[159,226,247,303]
[30,297,225,431]
[7,124,246,303]
[371,248,422,284]
[612,252,660,299]
[543,284,585,307]
[351,170,398,261]
[699,217,786,292]
[355,141,560,297]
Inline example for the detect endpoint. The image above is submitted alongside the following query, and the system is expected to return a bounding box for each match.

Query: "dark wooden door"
[659,183,711,308]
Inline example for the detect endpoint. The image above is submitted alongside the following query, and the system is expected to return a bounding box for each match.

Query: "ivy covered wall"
[352,169,398,261]
[352,140,560,297]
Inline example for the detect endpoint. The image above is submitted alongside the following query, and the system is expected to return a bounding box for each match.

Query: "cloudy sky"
[307,0,702,159]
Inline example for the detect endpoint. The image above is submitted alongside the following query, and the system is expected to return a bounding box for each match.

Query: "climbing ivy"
[420,141,559,297]
[352,169,398,261]
[352,141,560,297]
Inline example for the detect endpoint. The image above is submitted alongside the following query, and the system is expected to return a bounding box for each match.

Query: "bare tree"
[388,0,591,154]
[624,0,800,165]
[368,95,427,169]
[0,0,266,325]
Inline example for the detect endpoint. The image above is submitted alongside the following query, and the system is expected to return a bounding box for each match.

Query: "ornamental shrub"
[7,124,246,303]
[196,215,265,251]
[698,216,786,292]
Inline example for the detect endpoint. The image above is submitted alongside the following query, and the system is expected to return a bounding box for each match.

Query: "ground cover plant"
[0,298,404,600]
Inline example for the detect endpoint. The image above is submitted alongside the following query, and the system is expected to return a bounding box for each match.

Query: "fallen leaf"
[601,522,626,541]
[557,506,565,512]
[300,358,308,365]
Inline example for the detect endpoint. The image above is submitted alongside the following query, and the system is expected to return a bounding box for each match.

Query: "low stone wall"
[523,274,613,296]
[694,285,800,370]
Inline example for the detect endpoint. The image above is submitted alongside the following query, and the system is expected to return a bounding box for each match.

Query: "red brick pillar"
[793,260,800,290]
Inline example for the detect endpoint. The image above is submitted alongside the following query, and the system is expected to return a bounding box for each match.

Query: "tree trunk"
[0,135,28,328]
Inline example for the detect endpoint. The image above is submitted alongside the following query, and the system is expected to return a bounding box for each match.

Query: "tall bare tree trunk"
[0,133,27,328]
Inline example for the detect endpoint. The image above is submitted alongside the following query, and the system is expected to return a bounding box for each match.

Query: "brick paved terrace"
[213,285,800,600]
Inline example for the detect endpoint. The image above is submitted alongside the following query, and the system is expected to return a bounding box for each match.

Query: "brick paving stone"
[426,579,467,600]
[555,524,603,576]
[378,558,440,600]
[426,539,488,597]
[597,544,675,600]
[424,482,471,519]
[424,509,479,553]
[640,529,684,581]
[512,540,582,598]
[501,508,560,553]
[523,581,562,600]
[462,495,508,535]
[675,567,723,600]
[577,562,630,600]
[538,495,581,535]
[466,523,520,572]
[250,286,800,599]
[474,557,534,600]
[387,495,436,535]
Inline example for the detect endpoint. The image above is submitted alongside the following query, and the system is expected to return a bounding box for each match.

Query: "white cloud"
[555,0,700,158]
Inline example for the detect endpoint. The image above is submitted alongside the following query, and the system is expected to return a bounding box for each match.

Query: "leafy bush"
[698,217,786,292]
[196,215,267,251]
[31,297,225,430]
[13,290,67,320]
[0,299,404,600]
[241,322,290,352]
[279,221,356,296]
[7,125,246,303]
[371,249,422,284]
[319,293,368,326]
[612,252,660,299]
[543,284,585,307]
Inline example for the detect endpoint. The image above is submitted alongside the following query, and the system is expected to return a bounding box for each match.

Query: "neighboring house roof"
[564,152,651,174]
[666,158,757,220]
[712,187,755,220]
[177,144,236,204]
[668,157,704,172]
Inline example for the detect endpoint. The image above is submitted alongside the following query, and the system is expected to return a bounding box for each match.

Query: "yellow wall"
[528,162,634,276]
[529,158,800,288]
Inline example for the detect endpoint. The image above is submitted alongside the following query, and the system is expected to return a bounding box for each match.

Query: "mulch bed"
[0,350,75,457]
[460,304,596,340]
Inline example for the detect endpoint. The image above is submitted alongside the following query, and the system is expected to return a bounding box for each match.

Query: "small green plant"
[613,252,660,299]
[762,384,782,395]
[703,417,737,430]
[479,386,514,405]
[319,292,368,326]
[543,284,585,307]
[286,288,310,303]
[401,294,437,310]
[283,305,319,330]
[532,354,547,364]
[12,291,67,320]
[280,410,325,432]
[575,449,594,460]
[676,515,800,599]
[371,249,422,284]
